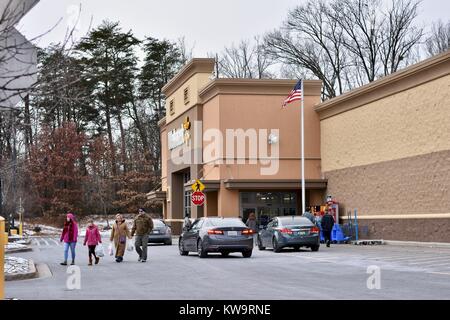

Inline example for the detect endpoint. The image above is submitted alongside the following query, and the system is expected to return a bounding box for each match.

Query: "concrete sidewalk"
[383,240,450,249]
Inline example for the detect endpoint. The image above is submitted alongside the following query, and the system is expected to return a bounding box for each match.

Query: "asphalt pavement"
[5,236,450,300]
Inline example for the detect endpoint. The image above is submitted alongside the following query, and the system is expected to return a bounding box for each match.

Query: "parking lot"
[5,237,450,300]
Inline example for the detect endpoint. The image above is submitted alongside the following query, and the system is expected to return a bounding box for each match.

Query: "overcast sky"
[18,0,450,57]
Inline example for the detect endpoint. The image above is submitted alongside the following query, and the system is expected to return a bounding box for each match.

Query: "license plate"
[153,230,160,234]
[299,231,307,236]
[227,231,238,236]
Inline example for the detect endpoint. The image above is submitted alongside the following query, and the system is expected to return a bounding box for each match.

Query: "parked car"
[178,217,254,258]
[257,216,320,252]
[148,219,172,245]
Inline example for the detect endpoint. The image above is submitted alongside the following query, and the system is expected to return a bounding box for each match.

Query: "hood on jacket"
[67,213,75,221]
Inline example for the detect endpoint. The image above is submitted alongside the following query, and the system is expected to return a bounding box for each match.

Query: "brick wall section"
[325,149,450,216]
[357,218,450,242]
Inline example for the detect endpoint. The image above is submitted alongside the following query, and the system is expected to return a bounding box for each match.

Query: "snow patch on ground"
[5,256,30,275]
[5,243,27,250]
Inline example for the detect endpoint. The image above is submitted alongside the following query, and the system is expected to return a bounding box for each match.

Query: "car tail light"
[241,229,254,235]
[310,226,320,234]
[207,229,224,235]
[280,228,293,235]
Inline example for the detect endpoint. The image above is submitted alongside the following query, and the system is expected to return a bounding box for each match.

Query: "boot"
[88,257,92,266]
[95,257,100,265]
[60,261,67,266]
[71,260,75,265]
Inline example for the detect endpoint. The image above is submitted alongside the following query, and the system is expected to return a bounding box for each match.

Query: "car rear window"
[154,220,165,227]
[279,217,313,227]
[208,218,246,227]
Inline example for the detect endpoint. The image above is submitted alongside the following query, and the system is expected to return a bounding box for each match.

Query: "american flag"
[282,79,303,108]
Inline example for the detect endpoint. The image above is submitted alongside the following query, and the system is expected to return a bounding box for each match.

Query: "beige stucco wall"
[201,93,322,180]
[321,75,450,172]
[165,73,211,124]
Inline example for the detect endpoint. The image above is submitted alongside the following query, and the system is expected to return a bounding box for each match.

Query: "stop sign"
[191,191,205,206]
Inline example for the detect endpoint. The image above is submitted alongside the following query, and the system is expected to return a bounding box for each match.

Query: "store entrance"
[240,191,298,228]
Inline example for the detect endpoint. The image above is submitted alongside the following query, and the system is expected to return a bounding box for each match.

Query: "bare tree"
[216,37,275,79]
[265,0,423,99]
[425,20,450,57]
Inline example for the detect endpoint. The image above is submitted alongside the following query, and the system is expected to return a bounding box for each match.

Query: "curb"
[5,259,38,281]
[5,247,33,254]
[384,240,450,249]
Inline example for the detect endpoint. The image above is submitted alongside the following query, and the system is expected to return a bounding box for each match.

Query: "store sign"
[168,117,191,150]
[168,127,184,150]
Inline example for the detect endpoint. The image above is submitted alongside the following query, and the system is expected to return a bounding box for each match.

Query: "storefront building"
[149,50,450,242]
[148,58,325,234]
[315,50,450,242]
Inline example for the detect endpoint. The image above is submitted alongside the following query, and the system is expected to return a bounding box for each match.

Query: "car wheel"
[272,237,282,253]
[311,245,320,252]
[221,251,230,257]
[197,239,208,258]
[242,250,252,258]
[257,236,266,251]
[178,238,188,256]
[293,246,300,251]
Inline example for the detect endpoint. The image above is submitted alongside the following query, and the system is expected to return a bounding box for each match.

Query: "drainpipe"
[354,209,359,241]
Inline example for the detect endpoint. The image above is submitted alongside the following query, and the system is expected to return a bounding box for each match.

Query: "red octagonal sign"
[191,191,205,206]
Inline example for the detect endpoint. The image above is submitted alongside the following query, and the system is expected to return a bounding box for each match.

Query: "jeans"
[64,242,76,262]
[135,234,149,261]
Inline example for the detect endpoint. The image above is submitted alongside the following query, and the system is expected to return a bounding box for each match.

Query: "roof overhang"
[223,179,327,190]
[184,180,220,192]
[198,79,322,105]
[146,190,167,202]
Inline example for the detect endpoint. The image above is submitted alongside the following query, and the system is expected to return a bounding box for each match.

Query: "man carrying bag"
[131,208,154,262]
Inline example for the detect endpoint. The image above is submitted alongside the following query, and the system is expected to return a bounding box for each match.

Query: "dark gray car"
[148,219,172,245]
[178,217,254,258]
[257,216,320,252]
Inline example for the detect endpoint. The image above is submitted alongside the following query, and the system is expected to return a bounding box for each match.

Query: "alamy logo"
[170,121,280,175]
[66,265,81,290]
[366,265,381,290]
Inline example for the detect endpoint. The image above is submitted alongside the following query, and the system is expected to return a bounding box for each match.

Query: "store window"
[240,191,297,226]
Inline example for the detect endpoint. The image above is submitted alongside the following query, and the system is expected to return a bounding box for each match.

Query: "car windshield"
[154,220,165,227]
[279,217,313,227]
[208,218,246,227]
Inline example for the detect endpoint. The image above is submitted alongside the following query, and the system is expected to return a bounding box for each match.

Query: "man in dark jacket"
[321,210,335,247]
[131,208,154,262]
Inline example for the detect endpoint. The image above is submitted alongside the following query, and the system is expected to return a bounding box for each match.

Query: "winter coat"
[84,225,102,246]
[321,214,335,232]
[110,220,130,257]
[60,213,78,243]
[131,213,153,236]
[245,219,258,232]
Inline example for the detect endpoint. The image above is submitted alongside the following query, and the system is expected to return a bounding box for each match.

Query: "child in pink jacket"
[83,219,102,265]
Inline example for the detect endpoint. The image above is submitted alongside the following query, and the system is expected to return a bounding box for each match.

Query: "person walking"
[321,210,335,247]
[83,219,102,266]
[60,212,78,266]
[245,212,258,246]
[110,214,131,262]
[131,208,154,263]
[182,213,191,231]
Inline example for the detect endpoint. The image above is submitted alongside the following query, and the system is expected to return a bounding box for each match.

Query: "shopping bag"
[108,243,114,256]
[127,239,134,252]
[95,244,105,257]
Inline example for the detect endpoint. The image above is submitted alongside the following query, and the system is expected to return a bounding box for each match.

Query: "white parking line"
[413,261,450,267]
[32,239,40,247]
[50,238,60,246]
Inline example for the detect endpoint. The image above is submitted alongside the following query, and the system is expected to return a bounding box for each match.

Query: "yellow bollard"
[0,216,5,300]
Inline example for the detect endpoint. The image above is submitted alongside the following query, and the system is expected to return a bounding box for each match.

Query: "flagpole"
[301,79,305,215]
